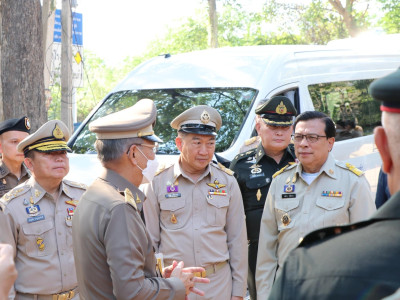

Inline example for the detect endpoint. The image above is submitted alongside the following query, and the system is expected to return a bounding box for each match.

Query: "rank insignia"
[322,191,343,197]
[67,207,74,216]
[256,189,261,201]
[171,213,177,224]
[36,237,45,251]
[65,200,79,207]
[281,213,291,226]
[136,194,141,204]
[284,185,295,193]
[207,179,226,190]
[26,204,40,216]
[35,190,41,198]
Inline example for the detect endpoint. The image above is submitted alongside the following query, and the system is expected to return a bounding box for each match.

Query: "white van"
[67,36,400,194]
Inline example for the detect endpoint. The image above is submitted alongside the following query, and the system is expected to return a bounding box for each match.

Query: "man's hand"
[0,244,17,299]
[169,261,210,297]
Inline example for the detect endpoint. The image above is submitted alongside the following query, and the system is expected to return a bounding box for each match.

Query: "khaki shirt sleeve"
[105,204,185,299]
[256,180,279,299]
[0,206,17,299]
[349,175,376,222]
[142,182,161,252]
[226,179,248,297]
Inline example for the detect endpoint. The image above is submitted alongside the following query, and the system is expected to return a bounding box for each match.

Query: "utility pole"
[61,0,73,133]
[42,0,55,111]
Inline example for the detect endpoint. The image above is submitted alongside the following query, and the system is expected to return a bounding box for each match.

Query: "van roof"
[112,43,400,92]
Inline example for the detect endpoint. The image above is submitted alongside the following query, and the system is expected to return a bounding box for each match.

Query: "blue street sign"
[53,9,83,46]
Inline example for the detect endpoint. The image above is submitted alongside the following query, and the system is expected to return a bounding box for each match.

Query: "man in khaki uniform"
[0,117,31,197]
[143,105,248,300]
[0,120,86,300]
[72,99,208,300]
[256,111,376,299]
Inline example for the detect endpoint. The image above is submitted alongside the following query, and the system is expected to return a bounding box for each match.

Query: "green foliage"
[377,0,400,33]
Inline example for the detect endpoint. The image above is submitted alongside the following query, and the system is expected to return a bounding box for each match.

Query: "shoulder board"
[1,184,30,204]
[124,188,137,211]
[337,162,364,176]
[216,162,234,176]
[244,136,258,146]
[272,163,296,178]
[155,162,174,176]
[64,180,87,190]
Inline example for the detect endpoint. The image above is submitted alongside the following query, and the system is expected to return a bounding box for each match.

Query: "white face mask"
[137,147,159,184]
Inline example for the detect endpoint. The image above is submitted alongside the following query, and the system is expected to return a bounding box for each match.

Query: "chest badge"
[250,164,262,174]
[36,237,45,251]
[284,185,295,193]
[67,207,75,216]
[256,189,262,201]
[207,179,227,196]
[65,200,79,207]
[26,204,40,216]
[170,213,177,224]
[281,213,291,226]
[167,180,179,193]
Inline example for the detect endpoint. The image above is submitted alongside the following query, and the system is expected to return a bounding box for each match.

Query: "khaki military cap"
[255,96,297,126]
[171,105,222,136]
[89,98,163,142]
[17,120,71,155]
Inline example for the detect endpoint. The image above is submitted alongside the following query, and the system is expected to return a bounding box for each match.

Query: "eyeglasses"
[291,134,327,143]
[139,143,159,153]
[126,143,159,154]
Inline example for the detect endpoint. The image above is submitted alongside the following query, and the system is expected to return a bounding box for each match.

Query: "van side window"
[308,79,380,140]
[71,88,257,154]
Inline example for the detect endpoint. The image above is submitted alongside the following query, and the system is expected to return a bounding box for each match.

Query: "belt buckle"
[53,291,74,300]
[193,270,206,278]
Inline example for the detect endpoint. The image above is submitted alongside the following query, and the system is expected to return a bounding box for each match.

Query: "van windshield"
[71,88,257,154]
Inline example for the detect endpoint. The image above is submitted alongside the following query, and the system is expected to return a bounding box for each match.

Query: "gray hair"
[95,137,144,163]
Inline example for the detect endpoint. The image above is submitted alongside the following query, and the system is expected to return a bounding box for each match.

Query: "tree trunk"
[208,0,218,48]
[0,0,46,131]
[328,0,360,37]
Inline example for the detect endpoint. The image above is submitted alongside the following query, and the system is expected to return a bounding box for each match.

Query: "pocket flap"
[275,199,299,212]
[206,196,229,208]
[22,220,54,235]
[245,178,268,190]
[160,198,185,211]
[316,198,345,211]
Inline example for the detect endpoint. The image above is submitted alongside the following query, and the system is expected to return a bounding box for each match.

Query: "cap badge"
[276,101,288,115]
[52,124,64,139]
[200,110,211,124]
[25,117,31,130]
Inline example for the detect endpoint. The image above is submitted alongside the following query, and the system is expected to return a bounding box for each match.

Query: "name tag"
[165,193,181,198]
[282,194,296,198]
[27,214,45,223]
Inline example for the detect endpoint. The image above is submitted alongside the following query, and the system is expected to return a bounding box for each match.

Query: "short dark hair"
[25,150,36,159]
[294,111,336,138]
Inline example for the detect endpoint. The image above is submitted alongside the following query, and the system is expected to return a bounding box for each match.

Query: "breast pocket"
[316,197,347,226]
[160,198,186,230]
[22,220,56,257]
[274,199,299,231]
[206,196,229,227]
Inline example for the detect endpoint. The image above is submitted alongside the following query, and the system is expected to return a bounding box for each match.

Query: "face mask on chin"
[137,147,159,184]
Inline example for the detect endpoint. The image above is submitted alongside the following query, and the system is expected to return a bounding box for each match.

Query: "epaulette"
[64,180,87,190]
[337,162,364,176]
[216,162,234,176]
[1,184,30,204]
[272,163,296,178]
[233,148,256,161]
[244,136,258,146]
[124,188,137,211]
[155,162,174,176]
